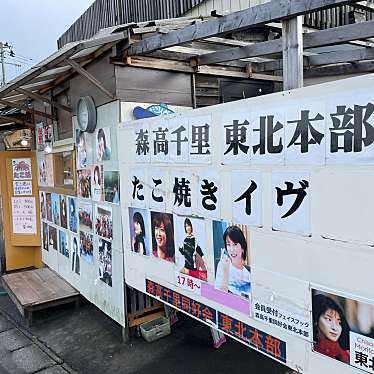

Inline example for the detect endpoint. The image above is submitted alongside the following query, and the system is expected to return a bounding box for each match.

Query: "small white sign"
[12,158,32,180]
[12,197,37,234]
[13,180,32,196]
[350,331,374,373]
[253,299,312,341]
[272,171,311,235]
[232,171,262,227]
[174,271,202,295]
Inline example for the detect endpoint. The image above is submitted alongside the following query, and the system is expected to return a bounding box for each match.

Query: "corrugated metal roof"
[58,0,205,48]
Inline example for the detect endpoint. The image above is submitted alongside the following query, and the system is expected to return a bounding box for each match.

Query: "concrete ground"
[0,288,290,374]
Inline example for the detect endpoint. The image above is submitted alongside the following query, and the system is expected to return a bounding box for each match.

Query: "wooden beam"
[40,41,118,96]
[65,59,116,100]
[253,47,374,72]
[197,19,374,66]
[0,98,53,119]
[112,55,282,81]
[127,0,361,56]
[308,47,374,66]
[15,88,72,113]
[304,59,374,78]
[0,32,126,100]
[0,115,34,128]
[282,17,303,89]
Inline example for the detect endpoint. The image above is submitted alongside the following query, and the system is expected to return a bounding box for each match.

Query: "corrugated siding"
[57,0,205,48]
[58,0,374,49]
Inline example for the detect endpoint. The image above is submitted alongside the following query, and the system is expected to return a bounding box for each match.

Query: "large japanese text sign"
[119,74,374,373]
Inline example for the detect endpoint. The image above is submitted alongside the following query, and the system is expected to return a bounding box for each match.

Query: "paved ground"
[0,289,290,374]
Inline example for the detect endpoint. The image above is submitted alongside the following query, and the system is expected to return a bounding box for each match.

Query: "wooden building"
[0,0,374,361]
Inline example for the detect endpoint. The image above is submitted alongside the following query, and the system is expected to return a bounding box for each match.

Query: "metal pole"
[0,42,5,86]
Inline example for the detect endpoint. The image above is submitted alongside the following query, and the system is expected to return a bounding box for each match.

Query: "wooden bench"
[2,267,80,326]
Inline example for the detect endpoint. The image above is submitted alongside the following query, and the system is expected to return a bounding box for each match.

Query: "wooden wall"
[115,66,193,106]
[70,53,117,113]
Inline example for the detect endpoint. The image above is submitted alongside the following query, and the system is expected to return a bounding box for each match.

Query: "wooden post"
[282,16,304,90]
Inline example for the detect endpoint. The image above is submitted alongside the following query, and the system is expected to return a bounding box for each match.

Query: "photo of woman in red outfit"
[312,293,350,364]
[151,212,175,263]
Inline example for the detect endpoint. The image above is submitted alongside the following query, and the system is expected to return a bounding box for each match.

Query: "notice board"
[118,74,374,374]
[0,151,41,271]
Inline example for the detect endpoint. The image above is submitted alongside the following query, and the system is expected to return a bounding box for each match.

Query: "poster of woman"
[46,193,52,222]
[40,191,46,220]
[48,226,58,251]
[59,230,69,258]
[213,221,251,300]
[312,289,374,372]
[51,193,60,226]
[42,223,48,251]
[38,158,47,186]
[96,127,111,162]
[150,211,175,263]
[71,236,80,275]
[91,165,104,202]
[128,208,151,256]
[68,197,78,233]
[98,238,112,287]
[174,216,213,282]
[76,129,87,168]
[60,195,68,229]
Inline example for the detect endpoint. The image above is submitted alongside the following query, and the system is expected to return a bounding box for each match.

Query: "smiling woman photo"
[151,212,175,263]
[214,224,251,299]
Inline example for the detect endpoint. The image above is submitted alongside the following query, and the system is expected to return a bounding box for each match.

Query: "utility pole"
[0,42,5,87]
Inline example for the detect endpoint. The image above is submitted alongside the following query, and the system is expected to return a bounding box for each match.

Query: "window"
[53,150,76,193]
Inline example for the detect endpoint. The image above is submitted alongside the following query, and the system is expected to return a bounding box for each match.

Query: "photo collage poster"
[75,125,119,288]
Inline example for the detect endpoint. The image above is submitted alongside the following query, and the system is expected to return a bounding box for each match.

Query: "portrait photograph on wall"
[51,193,60,226]
[174,215,212,282]
[79,231,93,264]
[95,205,113,241]
[212,221,252,301]
[38,158,47,186]
[312,289,374,373]
[76,129,87,168]
[96,127,111,162]
[71,235,80,275]
[128,208,152,256]
[60,195,68,229]
[48,226,58,251]
[77,169,92,199]
[104,171,120,204]
[150,211,175,263]
[91,165,104,202]
[40,191,46,220]
[59,230,69,258]
[46,192,52,222]
[42,223,48,251]
[68,197,78,233]
[98,238,112,287]
[79,202,93,232]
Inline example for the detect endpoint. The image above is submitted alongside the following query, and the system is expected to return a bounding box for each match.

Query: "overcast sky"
[2,0,95,82]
